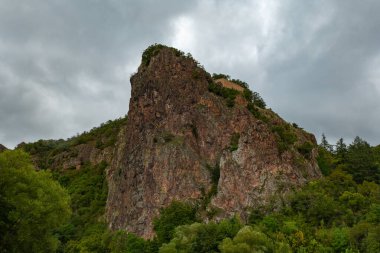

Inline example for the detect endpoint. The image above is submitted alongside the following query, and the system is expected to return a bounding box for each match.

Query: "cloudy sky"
[1,0,380,148]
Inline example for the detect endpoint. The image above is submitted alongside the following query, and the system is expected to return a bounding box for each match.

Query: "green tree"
[252,92,266,109]
[320,134,333,152]
[219,226,291,253]
[0,150,71,253]
[335,138,348,163]
[346,137,379,183]
[153,201,198,244]
[159,217,242,253]
[106,230,150,253]
[317,146,334,176]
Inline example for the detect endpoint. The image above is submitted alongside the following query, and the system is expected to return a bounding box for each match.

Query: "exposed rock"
[215,78,245,92]
[105,46,321,238]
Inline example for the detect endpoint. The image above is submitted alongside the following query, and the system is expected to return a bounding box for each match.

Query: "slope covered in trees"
[1,44,379,252]
[1,132,378,252]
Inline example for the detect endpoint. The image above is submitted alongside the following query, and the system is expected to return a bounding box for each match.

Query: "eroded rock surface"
[106,47,321,238]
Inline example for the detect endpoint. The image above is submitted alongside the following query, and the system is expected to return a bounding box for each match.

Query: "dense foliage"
[153,136,380,253]
[317,135,380,184]
[159,217,242,253]
[3,114,380,252]
[154,140,380,252]
[0,150,71,253]
[153,201,198,244]
[18,116,127,169]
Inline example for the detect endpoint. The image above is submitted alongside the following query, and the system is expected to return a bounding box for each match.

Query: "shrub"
[252,92,266,109]
[271,125,298,153]
[208,81,239,107]
[229,133,240,151]
[142,44,186,67]
[141,44,165,66]
[212,73,230,80]
[159,217,242,253]
[153,201,198,244]
[297,141,314,159]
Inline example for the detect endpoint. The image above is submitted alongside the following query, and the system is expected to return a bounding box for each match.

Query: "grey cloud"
[0,0,195,147]
[1,0,379,148]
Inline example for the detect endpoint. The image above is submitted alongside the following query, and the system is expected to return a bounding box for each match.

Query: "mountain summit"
[105,45,321,238]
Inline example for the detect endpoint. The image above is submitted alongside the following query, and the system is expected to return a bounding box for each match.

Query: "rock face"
[106,46,321,238]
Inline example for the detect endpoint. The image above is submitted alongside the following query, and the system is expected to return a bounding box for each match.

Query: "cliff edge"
[105,45,321,238]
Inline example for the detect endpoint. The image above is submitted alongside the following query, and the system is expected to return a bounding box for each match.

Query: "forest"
[0,135,379,253]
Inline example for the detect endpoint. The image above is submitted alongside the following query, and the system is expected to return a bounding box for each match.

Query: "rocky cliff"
[105,45,321,238]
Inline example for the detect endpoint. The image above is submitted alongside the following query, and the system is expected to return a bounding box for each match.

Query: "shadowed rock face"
[105,47,321,238]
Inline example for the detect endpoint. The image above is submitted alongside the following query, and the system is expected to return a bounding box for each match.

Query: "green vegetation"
[18,116,127,169]
[209,73,266,109]
[243,89,266,109]
[212,73,230,80]
[50,158,157,252]
[0,150,71,253]
[153,201,198,245]
[229,133,240,152]
[154,136,380,253]
[159,217,242,253]
[246,102,269,122]
[199,163,221,212]
[142,44,166,66]
[2,134,379,252]
[219,226,292,252]
[297,141,314,159]
[317,135,380,184]
[155,168,379,252]
[53,162,108,250]
[142,44,202,68]
[271,124,298,153]
[208,81,240,107]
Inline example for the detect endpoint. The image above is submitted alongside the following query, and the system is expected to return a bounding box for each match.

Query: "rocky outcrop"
[106,46,321,238]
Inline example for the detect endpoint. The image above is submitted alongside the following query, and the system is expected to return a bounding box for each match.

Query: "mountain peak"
[105,45,321,238]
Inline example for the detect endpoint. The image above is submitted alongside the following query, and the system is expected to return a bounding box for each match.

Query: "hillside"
[17,45,322,239]
[17,116,127,171]
[5,45,378,253]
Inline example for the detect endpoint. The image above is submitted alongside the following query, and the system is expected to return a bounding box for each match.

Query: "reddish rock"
[105,46,321,238]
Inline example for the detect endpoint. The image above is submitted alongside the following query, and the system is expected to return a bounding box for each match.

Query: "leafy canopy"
[0,150,71,253]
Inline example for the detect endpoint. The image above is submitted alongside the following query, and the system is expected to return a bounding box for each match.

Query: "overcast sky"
[1,0,380,148]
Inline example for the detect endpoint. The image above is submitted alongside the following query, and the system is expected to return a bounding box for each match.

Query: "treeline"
[318,135,380,184]
[153,136,380,252]
[1,134,379,252]
[17,116,127,170]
